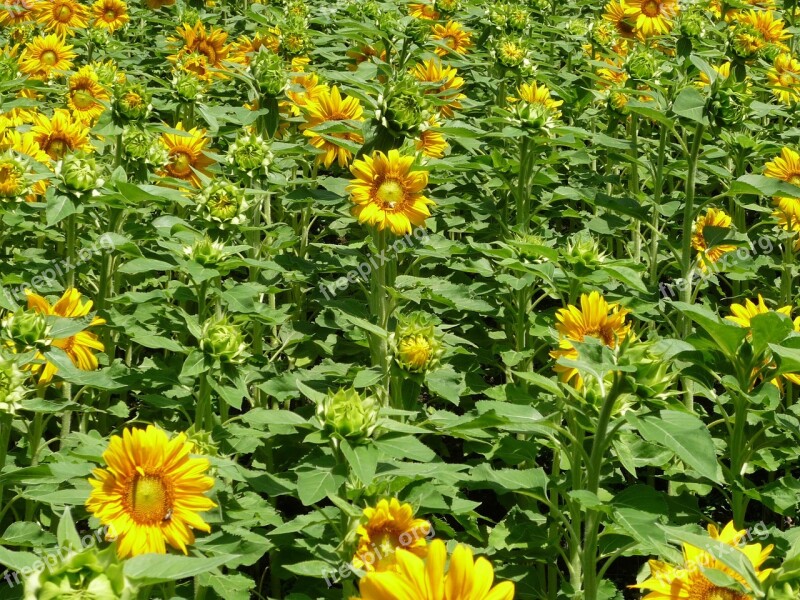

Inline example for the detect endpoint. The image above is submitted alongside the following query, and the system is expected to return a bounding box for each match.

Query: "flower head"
[91,0,129,33]
[31,109,92,161]
[33,0,88,36]
[301,86,364,168]
[411,59,465,118]
[352,499,431,572]
[318,387,378,444]
[68,65,110,125]
[626,0,678,37]
[430,21,472,57]
[691,208,737,270]
[160,123,214,187]
[19,34,76,79]
[86,425,216,558]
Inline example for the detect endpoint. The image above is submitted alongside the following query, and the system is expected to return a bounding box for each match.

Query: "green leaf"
[672,87,707,124]
[56,506,81,551]
[672,302,748,360]
[750,312,793,357]
[123,554,235,583]
[46,195,77,226]
[339,439,378,485]
[295,464,346,506]
[242,408,309,427]
[425,365,465,405]
[180,350,208,378]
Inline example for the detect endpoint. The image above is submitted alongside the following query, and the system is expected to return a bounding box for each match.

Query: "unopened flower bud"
[195,179,248,226]
[227,132,273,174]
[0,354,26,415]
[60,153,101,192]
[199,315,246,363]
[390,313,444,373]
[318,387,378,442]
[3,308,49,347]
[249,50,286,96]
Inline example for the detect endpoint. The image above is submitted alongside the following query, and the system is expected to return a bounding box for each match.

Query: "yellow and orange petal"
[430,21,472,57]
[301,85,364,168]
[33,0,88,37]
[91,0,129,33]
[159,122,214,187]
[30,108,92,159]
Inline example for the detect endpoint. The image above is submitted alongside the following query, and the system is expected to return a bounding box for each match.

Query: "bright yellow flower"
[347,149,435,236]
[67,66,110,124]
[431,21,472,57]
[31,109,92,159]
[516,81,564,119]
[696,62,732,87]
[19,34,76,79]
[626,0,678,37]
[91,0,129,33]
[286,71,326,116]
[352,499,431,572]
[86,425,216,559]
[416,119,448,159]
[409,2,440,20]
[603,0,637,37]
[550,291,631,389]
[160,123,214,187]
[0,0,35,26]
[356,539,515,600]
[33,0,88,36]
[597,61,630,110]
[412,59,466,119]
[26,288,105,385]
[768,53,800,105]
[169,21,237,80]
[764,147,800,231]
[300,85,364,168]
[1,130,51,200]
[736,9,791,49]
[146,0,175,7]
[233,28,281,65]
[633,522,773,600]
[691,208,737,270]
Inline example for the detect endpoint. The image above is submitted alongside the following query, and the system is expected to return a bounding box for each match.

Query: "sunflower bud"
[680,10,706,38]
[495,36,528,69]
[486,2,510,29]
[227,132,273,175]
[405,19,433,45]
[730,25,762,59]
[0,353,26,415]
[183,424,219,457]
[87,26,109,47]
[59,153,102,192]
[249,49,286,96]
[625,47,660,81]
[282,19,311,57]
[318,387,379,443]
[508,6,531,30]
[514,101,551,130]
[177,7,200,26]
[709,87,747,127]
[173,69,205,101]
[376,78,430,139]
[563,232,606,267]
[195,178,248,226]
[437,0,460,14]
[758,42,782,63]
[121,126,151,160]
[184,236,225,268]
[389,313,444,373]
[767,582,800,600]
[619,341,677,401]
[23,545,137,600]
[199,315,247,363]
[0,53,19,83]
[114,82,151,122]
[3,307,49,348]
[0,154,31,200]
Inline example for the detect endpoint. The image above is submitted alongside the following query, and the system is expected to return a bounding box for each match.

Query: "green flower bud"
[173,69,205,101]
[121,126,151,160]
[495,35,528,69]
[680,10,706,38]
[60,153,102,192]
[562,232,606,267]
[317,387,378,443]
[286,0,310,19]
[195,179,248,227]
[625,47,660,81]
[510,232,552,263]
[0,353,26,415]
[249,49,286,96]
[486,2,510,29]
[405,19,433,45]
[177,6,200,26]
[619,340,678,401]
[0,154,31,200]
[436,0,460,14]
[183,236,226,268]
[3,308,49,347]
[227,132,273,175]
[758,42,783,63]
[709,88,747,128]
[767,582,800,600]
[199,315,246,363]
[514,101,552,131]
[389,313,444,373]
[0,53,19,83]
[376,77,431,139]
[93,61,120,88]
[281,18,311,57]
[87,26,109,47]
[530,0,551,10]
[183,424,220,457]
[568,18,590,37]
[730,25,762,59]
[507,7,531,31]
[114,82,151,122]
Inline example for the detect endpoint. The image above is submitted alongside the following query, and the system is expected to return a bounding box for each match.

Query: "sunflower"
[347,44,388,70]
[233,28,281,64]
[0,154,30,199]
[33,0,88,36]
[550,291,631,389]
[696,62,732,87]
[91,0,129,33]
[67,66,110,124]
[169,21,237,80]
[160,123,214,187]
[767,53,800,105]
[516,81,564,119]
[411,59,466,119]
[86,425,217,559]
[356,539,514,600]
[25,288,105,385]
[19,34,76,79]
[352,499,431,572]
[764,146,800,229]
[735,9,790,49]
[603,0,637,37]
[286,71,326,116]
[597,61,630,110]
[726,296,800,388]
[1,130,51,200]
[300,85,364,168]
[626,0,678,37]
[146,0,176,7]
[416,118,448,159]
[0,0,35,26]
[408,2,440,20]
[31,109,92,159]
[430,21,473,57]
[691,208,737,270]
[348,149,435,236]
[633,522,772,600]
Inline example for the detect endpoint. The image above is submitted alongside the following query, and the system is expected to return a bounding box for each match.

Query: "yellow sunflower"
[347,44,388,71]
[169,21,237,81]
[626,0,679,37]
[430,21,473,57]
[696,62,732,87]
[412,59,466,119]
[91,0,129,33]
[597,61,631,110]
[233,28,281,65]
[0,154,30,199]
[68,65,110,124]
[736,9,791,49]
[408,2,440,20]
[633,521,772,600]
[286,72,326,116]
[516,81,564,119]
[0,0,35,26]
[726,296,800,388]
[352,499,431,572]
[300,85,364,168]
[160,122,214,187]
[1,130,52,200]
[691,208,737,270]
[33,0,88,36]
[347,149,435,236]
[764,146,800,230]
[356,539,515,600]
[19,34,76,79]
[550,291,631,389]
[25,288,105,385]
[416,118,448,159]
[603,0,638,38]
[86,425,217,559]
[31,109,92,159]
[767,53,800,105]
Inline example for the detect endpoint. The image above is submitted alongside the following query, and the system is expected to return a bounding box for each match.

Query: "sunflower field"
[9,0,800,599]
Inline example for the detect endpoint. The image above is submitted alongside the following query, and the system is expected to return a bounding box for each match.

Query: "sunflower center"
[701,586,748,600]
[46,137,70,159]
[56,5,73,22]
[105,10,118,21]
[128,474,170,524]
[642,0,661,16]
[72,89,96,110]
[41,50,58,66]
[584,325,615,347]
[376,180,404,209]
[198,42,217,64]
[171,151,192,175]
[400,336,431,368]
[124,92,142,107]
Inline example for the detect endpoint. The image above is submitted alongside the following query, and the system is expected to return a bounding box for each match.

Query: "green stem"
[628,115,641,262]
[0,412,13,503]
[649,126,668,286]
[195,373,212,431]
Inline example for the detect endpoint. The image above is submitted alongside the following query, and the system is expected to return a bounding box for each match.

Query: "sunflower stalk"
[648,125,668,287]
[516,136,536,233]
[0,412,12,503]
[628,114,641,262]
[369,228,395,406]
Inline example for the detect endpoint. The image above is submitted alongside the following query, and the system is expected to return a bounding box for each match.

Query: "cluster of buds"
[57,153,103,193]
[389,313,444,373]
[0,153,32,201]
[0,352,27,415]
[227,132,273,176]
[486,2,532,32]
[23,545,137,600]
[317,387,378,444]
[113,82,152,123]
[199,314,247,363]
[195,178,248,227]
[249,49,286,96]
[376,77,431,140]
[679,8,708,38]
